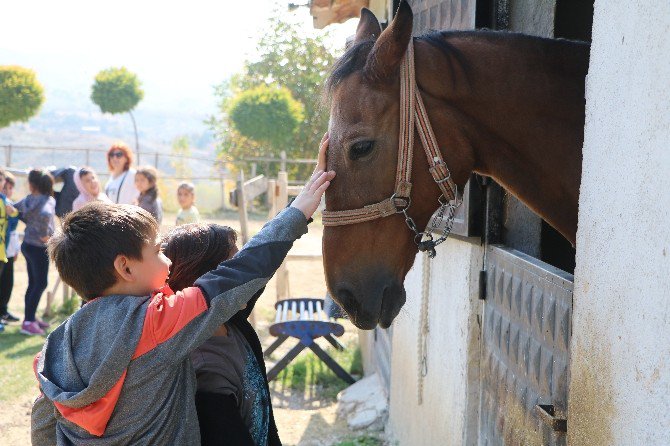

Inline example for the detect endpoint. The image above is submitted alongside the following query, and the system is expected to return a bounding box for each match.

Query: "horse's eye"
[349,141,374,161]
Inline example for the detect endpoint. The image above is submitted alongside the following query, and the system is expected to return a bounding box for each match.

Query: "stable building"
[312,0,669,444]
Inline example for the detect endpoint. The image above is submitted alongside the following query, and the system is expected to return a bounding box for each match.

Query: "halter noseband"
[322,42,463,258]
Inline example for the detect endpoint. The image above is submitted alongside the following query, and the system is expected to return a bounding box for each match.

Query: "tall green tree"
[0,66,45,129]
[91,67,144,162]
[210,16,338,179]
[228,85,304,153]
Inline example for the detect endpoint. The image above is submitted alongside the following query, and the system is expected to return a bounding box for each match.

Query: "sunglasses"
[109,151,126,158]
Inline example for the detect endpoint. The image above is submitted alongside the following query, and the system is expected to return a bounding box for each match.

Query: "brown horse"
[322,1,589,329]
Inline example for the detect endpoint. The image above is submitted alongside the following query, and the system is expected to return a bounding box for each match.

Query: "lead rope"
[417,251,431,405]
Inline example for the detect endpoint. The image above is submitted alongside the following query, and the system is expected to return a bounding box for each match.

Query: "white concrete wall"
[568,1,670,444]
[387,238,483,445]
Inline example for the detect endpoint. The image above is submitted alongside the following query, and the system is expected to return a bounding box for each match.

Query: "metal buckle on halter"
[390,193,411,213]
[434,173,452,184]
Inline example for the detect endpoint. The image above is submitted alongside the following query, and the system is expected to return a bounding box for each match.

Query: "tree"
[0,66,45,129]
[210,16,339,179]
[228,85,303,153]
[91,67,144,162]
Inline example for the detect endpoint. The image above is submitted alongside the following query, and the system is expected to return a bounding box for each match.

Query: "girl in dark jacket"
[14,169,56,335]
[134,166,163,225]
[162,223,281,446]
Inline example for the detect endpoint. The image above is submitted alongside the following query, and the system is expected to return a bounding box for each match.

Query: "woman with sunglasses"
[104,142,140,205]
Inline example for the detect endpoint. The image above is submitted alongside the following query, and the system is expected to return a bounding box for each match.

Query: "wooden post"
[154,153,159,169]
[236,170,249,245]
[5,145,11,167]
[267,179,277,218]
[44,277,61,318]
[277,171,288,209]
[280,151,287,173]
[276,171,289,300]
[63,283,71,305]
[248,163,258,213]
[85,148,90,166]
[220,171,227,211]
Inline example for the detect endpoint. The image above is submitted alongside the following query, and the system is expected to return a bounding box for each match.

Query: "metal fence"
[1,145,316,213]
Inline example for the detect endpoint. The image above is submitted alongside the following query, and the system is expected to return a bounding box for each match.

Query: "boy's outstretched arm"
[138,136,335,362]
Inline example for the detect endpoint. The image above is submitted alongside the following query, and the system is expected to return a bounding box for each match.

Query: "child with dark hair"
[135,166,163,224]
[0,171,20,324]
[14,169,56,335]
[31,136,333,444]
[72,166,111,211]
[163,223,280,445]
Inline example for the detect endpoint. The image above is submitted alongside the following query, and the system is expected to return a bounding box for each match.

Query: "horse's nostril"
[335,286,355,307]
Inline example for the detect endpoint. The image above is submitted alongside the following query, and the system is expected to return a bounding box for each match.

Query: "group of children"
[0,143,203,336]
[28,134,333,445]
[0,168,55,335]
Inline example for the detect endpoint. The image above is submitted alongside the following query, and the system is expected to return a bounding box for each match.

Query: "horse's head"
[323,2,474,329]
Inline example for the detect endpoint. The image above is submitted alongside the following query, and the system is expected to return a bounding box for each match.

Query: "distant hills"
[0,47,220,170]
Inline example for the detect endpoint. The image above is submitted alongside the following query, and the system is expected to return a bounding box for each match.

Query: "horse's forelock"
[326,39,376,96]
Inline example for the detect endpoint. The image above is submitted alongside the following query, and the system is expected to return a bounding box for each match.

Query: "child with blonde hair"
[176,182,200,226]
[134,166,163,224]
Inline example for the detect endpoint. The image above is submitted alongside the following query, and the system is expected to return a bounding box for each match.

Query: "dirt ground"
[0,213,374,445]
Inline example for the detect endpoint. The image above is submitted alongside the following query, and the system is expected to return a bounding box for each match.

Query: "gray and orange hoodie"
[31,207,307,445]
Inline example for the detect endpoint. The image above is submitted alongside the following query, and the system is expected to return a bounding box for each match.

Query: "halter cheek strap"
[322,41,460,230]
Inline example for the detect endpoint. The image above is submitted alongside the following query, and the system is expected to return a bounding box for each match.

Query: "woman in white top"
[104,142,140,205]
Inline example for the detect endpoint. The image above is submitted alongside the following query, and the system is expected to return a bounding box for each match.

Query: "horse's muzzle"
[332,274,406,329]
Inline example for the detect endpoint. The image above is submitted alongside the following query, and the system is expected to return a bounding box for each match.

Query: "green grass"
[0,324,50,402]
[0,302,72,402]
[333,435,384,446]
[274,343,363,400]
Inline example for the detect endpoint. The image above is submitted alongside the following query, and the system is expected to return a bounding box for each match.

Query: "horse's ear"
[363,0,413,82]
[354,8,382,43]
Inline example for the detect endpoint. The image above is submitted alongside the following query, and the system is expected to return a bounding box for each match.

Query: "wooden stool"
[264,297,355,384]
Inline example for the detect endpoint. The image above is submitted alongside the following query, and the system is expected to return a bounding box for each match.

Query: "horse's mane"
[326,38,375,95]
[325,30,471,95]
[326,29,589,95]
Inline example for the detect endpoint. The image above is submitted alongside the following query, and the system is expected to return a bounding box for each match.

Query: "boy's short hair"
[162,223,237,291]
[28,169,54,195]
[177,182,195,194]
[48,202,159,300]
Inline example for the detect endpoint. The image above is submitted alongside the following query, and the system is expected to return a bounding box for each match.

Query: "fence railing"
[1,144,316,171]
[1,145,316,213]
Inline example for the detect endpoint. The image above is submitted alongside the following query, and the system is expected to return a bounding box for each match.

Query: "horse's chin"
[344,287,406,330]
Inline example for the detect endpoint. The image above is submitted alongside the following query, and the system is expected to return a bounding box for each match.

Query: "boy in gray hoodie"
[31,138,334,445]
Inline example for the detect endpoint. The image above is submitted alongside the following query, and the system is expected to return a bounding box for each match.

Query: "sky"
[0,0,358,114]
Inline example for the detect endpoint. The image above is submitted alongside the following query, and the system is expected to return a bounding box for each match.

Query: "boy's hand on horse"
[291,133,336,219]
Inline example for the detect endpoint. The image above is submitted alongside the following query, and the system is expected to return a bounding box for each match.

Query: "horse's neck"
[418,33,589,244]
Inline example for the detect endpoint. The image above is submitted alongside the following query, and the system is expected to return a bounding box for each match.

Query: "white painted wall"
[387,238,483,445]
[568,1,670,444]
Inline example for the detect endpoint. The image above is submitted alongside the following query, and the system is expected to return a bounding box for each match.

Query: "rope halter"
[321,41,463,258]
